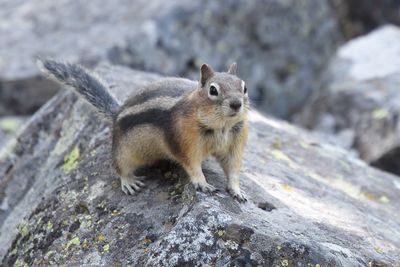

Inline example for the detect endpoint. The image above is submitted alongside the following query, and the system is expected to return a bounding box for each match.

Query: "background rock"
[0,0,341,118]
[0,77,58,116]
[0,65,399,266]
[297,25,400,175]
[331,0,400,39]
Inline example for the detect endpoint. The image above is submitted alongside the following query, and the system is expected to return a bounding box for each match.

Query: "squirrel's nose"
[229,100,242,112]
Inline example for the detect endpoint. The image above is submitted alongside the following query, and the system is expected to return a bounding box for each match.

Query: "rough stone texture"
[0,65,399,266]
[297,25,400,175]
[331,0,400,39]
[0,0,341,118]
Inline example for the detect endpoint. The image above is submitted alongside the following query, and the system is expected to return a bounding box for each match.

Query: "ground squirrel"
[38,59,249,202]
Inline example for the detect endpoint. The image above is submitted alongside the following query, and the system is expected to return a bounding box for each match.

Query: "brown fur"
[113,63,249,200]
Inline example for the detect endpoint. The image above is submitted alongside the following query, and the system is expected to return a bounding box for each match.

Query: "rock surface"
[0,116,27,148]
[297,25,400,175]
[0,65,399,266]
[0,0,340,118]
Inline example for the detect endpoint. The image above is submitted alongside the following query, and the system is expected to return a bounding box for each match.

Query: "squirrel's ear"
[200,64,214,86]
[227,62,237,75]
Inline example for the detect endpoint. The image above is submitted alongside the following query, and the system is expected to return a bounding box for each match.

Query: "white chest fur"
[202,127,232,155]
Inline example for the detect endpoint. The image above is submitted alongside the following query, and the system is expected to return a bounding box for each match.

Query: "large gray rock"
[0,65,399,266]
[0,0,341,118]
[297,25,400,174]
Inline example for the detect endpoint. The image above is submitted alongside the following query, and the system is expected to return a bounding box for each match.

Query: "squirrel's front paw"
[227,187,247,202]
[193,182,217,194]
[121,177,145,195]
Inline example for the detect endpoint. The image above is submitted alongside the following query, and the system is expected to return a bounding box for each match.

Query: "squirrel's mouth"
[228,112,239,117]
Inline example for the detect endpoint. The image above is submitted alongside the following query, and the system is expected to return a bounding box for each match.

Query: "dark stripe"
[123,87,187,108]
[119,108,172,132]
[118,108,181,156]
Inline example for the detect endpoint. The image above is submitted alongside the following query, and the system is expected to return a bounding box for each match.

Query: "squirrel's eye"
[244,86,247,94]
[209,85,218,96]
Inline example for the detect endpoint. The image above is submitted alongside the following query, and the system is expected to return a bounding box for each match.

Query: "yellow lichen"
[62,146,80,172]
[45,250,56,259]
[111,210,121,216]
[361,191,377,201]
[280,259,289,266]
[81,239,90,250]
[102,244,110,254]
[216,230,225,237]
[299,140,310,149]
[361,192,390,204]
[118,232,124,240]
[18,223,29,237]
[47,221,53,231]
[80,215,92,228]
[83,176,89,191]
[0,118,19,133]
[374,246,383,253]
[379,196,390,204]
[271,149,291,162]
[371,109,389,119]
[13,258,28,267]
[282,184,293,192]
[66,237,80,250]
[96,234,106,242]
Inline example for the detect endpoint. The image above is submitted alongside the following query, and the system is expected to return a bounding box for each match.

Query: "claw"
[193,182,217,194]
[227,187,247,202]
[136,180,145,187]
[121,177,146,195]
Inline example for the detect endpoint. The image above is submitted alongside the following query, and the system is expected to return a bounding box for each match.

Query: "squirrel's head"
[197,63,249,126]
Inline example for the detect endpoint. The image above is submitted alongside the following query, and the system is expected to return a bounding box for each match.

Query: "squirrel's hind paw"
[121,177,145,195]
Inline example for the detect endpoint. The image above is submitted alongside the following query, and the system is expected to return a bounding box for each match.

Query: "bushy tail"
[37,58,120,118]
